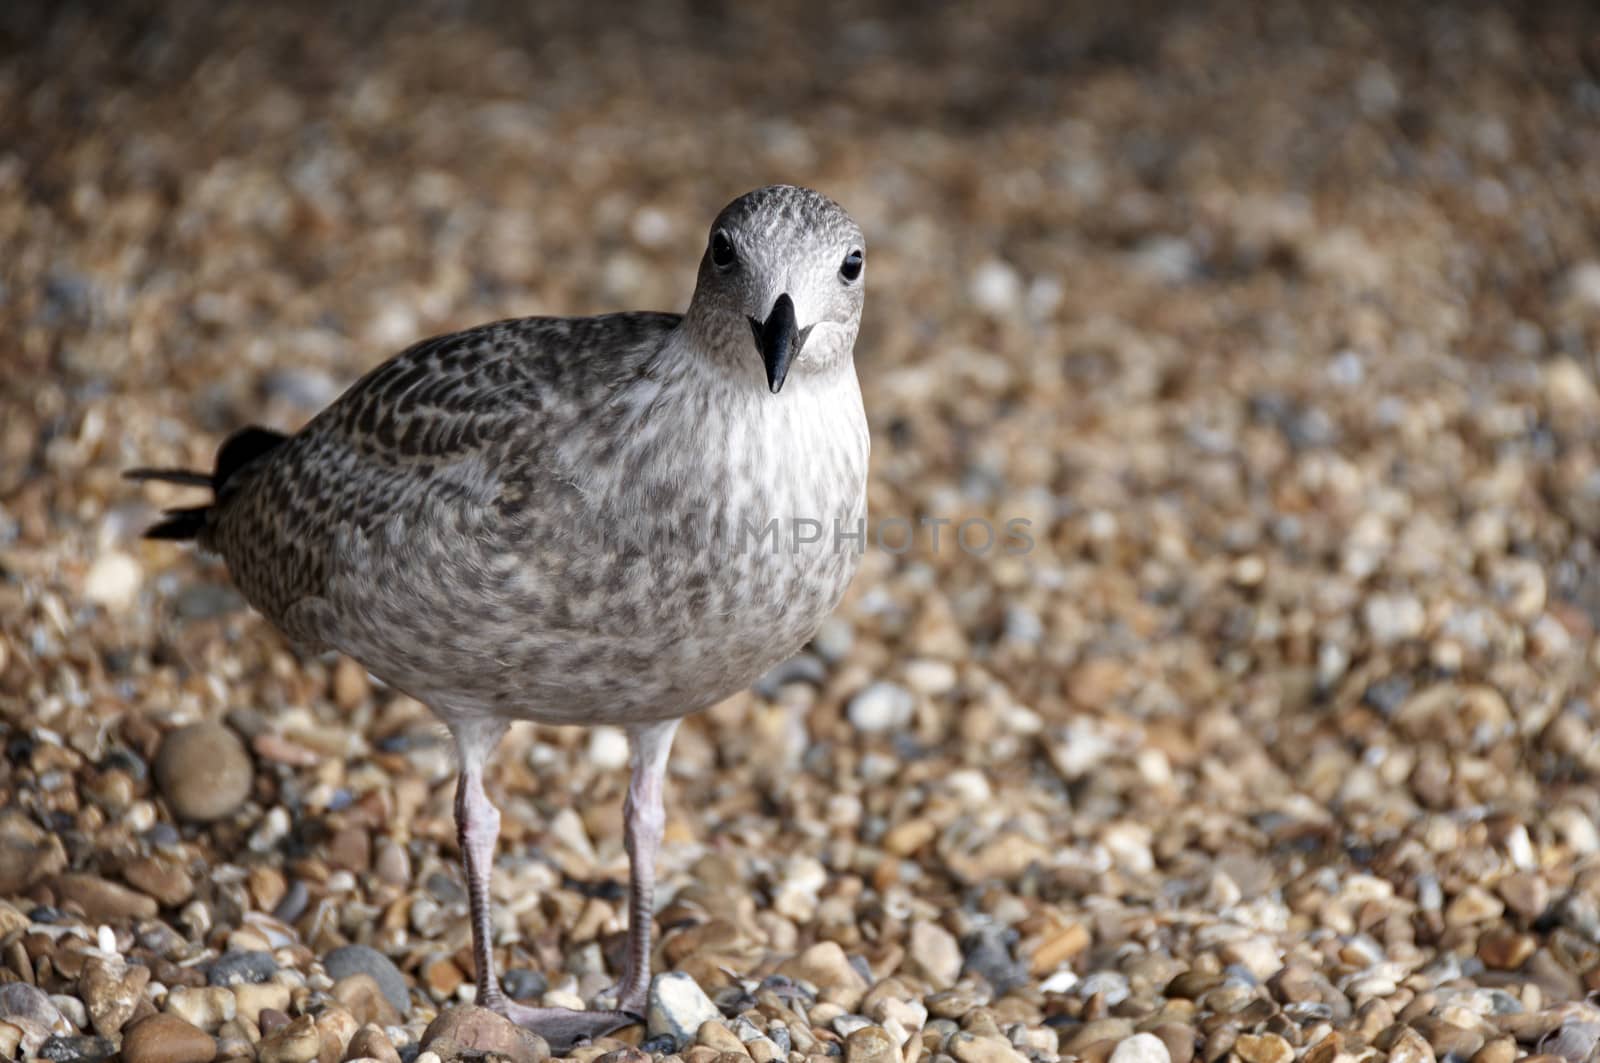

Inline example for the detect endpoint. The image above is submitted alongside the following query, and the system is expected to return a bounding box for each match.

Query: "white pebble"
[970,259,1022,315]
[84,552,143,609]
[1110,1033,1172,1063]
[847,681,915,733]
[587,726,629,770]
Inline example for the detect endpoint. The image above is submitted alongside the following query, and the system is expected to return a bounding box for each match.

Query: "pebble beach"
[3,3,1600,1063]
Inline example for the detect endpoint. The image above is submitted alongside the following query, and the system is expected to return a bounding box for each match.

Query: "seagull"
[127,185,870,1047]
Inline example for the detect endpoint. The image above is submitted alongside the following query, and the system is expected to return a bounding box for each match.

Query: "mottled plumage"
[129,185,869,1047]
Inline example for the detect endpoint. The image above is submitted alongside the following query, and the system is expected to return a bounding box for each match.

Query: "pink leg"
[451,719,639,1050]
[614,718,680,1015]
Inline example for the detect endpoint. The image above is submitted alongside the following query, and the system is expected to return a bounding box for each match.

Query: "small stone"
[1233,1033,1292,1063]
[843,1025,898,1063]
[777,942,869,1011]
[332,657,371,710]
[315,1007,360,1063]
[1477,928,1536,970]
[79,955,150,1037]
[1110,1033,1172,1063]
[53,872,159,922]
[1471,1038,1516,1063]
[1496,872,1550,922]
[948,1031,1027,1063]
[1444,886,1504,927]
[122,855,196,907]
[419,954,466,1001]
[230,982,291,1025]
[1030,923,1090,975]
[323,945,410,1017]
[344,1024,401,1063]
[0,983,70,1056]
[207,951,278,987]
[1151,1024,1196,1063]
[696,1021,749,1056]
[648,972,722,1049]
[333,974,402,1026]
[587,726,630,770]
[37,1034,116,1061]
[257,1014,321,1063]
[84,552,143,609]
[164,987,236,1033]
[0,812,68,895]
[847,682,915,733]
[1364,594,1426,645]
[907,921,963,989]
[1387,1027,1436,1063]
[1413,1017,1483,1061]
[121,1013,218,1063]
[420,1005,549,1063]
[154,724,253,822]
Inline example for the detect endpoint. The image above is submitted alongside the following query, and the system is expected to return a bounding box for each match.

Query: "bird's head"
[688,185,865,394]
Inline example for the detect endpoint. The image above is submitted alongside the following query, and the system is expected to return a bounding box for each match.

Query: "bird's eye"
[711,230,737,269]
[840,248,864,282]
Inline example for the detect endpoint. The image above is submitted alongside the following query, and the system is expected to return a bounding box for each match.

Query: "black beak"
[748,293,812,394]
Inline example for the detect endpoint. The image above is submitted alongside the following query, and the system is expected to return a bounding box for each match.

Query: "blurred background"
[4,1,1600,1060]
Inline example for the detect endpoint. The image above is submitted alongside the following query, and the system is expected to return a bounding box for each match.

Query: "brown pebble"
[257,1014,321,1063]
[344,1024,401,1063]
[123,1013,218,1063]
[53,872,159,922]
[1151,1023,1197,1063]
[1234,1033,1292,1063]
[332,656,371,710]
[1477,928,1536,970]
[421,1004,549,1063]
[154,723,254,822]
[843,1026,896,1063]
[122,854,196,907]
[332,974,400,1027]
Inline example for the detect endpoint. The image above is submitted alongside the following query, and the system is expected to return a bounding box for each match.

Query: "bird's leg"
[613,717,681,1016]
[452,719,511,1013]
[451,719,648,1051]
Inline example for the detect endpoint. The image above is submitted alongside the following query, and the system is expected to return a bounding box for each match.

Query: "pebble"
[846,682,916,733]
[843,1025,898,1063]
[333,974,403,1026]
[37,1033,116,1061]
[230,982,291,1025]
[207,950,278,987]
[164,987,236,1033]
[79,955,149,1037]
[256,1014,321,1063]
[344,1024,402,1063]
[948,1031,1027,1063]
[0,983,70,1056]
[83,552,143,610]
[907,921,963,989]
[53,872,159,921]
[779,942,870,1011]
[121,1013,218,1063]
[648,972,722,1049]
[420,1005,549,1063]
[1110,1033,1172,1063]
[323,945,410,1016]
[153,724,254,822]
[1233,1033,1292,1063]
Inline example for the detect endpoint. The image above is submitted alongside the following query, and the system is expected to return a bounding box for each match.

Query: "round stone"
[153,723,253,822]
[121,1013,217,1063]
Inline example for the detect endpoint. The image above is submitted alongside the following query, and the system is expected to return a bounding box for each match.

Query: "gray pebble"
[323,943,410,1015]
[208,950,279,986]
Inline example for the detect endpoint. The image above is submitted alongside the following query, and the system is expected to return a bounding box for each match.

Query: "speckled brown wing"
[202,312,681,643]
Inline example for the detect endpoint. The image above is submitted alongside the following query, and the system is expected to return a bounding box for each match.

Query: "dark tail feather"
[124,468,213,487]
[143,506,211,540]
[125,426,290,541]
